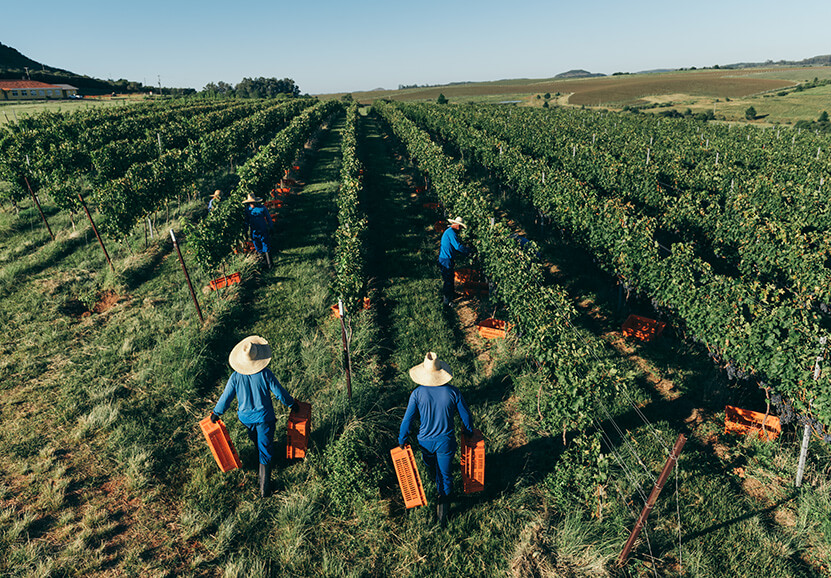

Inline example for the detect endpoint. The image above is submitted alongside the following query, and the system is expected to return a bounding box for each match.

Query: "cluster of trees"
[201,77,301,99]
[795,110,831,133]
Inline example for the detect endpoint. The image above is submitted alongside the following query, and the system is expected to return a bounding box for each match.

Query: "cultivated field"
[1,97,830,576]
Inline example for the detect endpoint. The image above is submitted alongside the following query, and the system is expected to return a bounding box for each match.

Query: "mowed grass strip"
[0,197,261,574]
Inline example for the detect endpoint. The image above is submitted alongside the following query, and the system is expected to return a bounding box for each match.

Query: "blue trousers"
[419,436,457,498]
[251,229,271,254]
[242,420,276,465]
[439,262,455,304]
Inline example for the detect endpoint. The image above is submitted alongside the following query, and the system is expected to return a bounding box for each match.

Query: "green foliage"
[186,100,342,272]
[324,419,384,516]
[436,93,448,105]
[397,101,831,426]
[543,432,609,514]
[745,105,757,120]
[333,103,368,313]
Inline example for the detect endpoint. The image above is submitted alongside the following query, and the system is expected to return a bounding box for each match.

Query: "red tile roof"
[0,80,61,90]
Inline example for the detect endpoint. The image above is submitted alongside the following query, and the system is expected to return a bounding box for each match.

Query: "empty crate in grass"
[390,445,427,508]
[200,416,242,473]
[461,429,485,494]
[477,318,511,339]
[724,405,781,441]
[209,272,241,291]
[330,297,371,318]
[621,314,666,342]
[287,401,312,459]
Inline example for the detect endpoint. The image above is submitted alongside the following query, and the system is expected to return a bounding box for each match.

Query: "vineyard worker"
[210,335,297,498]
[398,351,474,527]
[208,189,221,211]
[242,193,274,269]
[438,216,471,307]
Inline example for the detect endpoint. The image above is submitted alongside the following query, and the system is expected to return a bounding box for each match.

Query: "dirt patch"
[456,298,495,378]
[92,290,122,314]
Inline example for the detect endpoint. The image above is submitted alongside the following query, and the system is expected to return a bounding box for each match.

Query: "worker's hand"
[463,429,474,439]
[399,443,406,450]
[289,403,298,413]
[210,412,220,423]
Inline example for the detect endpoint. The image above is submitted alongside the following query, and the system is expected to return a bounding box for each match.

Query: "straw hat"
[229,335,272,375]
[209,189,222,199]
[447,217,466,228]
[242,193,263,205]
[409,352,453,386]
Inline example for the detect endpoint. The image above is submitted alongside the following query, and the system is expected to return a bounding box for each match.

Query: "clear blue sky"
[3,0,830,94]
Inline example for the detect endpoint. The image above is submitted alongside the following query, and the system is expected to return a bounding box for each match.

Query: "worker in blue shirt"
[210,335,296,497]
[438,216,471,307]
[242,193,274,269]
[399,351,474,526]
[207,189,221,211]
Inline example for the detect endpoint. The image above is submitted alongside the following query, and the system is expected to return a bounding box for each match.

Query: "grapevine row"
[393,101,830,426]
[374,101,638,431]
[334,103,368,313]
[185,99,342,272]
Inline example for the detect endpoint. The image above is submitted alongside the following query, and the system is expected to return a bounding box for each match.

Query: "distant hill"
[723,54,831,69]
[0,41,194,95]
[555,69,605,79]
[0,42,74,75]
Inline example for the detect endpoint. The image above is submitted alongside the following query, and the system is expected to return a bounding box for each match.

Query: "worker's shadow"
[451,434,564,517]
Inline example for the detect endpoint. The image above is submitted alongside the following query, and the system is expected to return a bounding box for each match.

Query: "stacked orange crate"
[199,416,242,472]
[286,401,312,459]
[460,429,485,493]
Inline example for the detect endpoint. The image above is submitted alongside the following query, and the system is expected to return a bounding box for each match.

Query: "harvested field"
[343,67,804,107]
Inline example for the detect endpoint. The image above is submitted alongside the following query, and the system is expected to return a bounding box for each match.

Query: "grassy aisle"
[355,112,584,576]
[0,198,258,574]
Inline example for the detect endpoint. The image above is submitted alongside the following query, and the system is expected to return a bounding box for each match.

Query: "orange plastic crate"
[390,445,427,509]
[330,297,371,318]
[232,241,257,255]
[724,405,781,441]
[621,314,667,342]
[454,267,484,285]
[286,401,312,459]
[422,202,440,210]
[477,318,511,339]
[209,272,241,291]
[415,186,424,194]
[264,199,283,209]
[200,416,242,473]
[461,429,485,493]
[433,220,448,233]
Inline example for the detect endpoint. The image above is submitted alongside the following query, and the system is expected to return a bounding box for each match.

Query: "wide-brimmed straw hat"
[447,217,466,228]
[242,193,263,205]
[229,335,272,375]
[209,189,222,199]
[409,351,453,386]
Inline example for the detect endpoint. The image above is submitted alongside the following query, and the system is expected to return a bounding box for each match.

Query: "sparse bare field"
[326,66,831,123]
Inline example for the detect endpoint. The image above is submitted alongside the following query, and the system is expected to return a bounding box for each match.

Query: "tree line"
[201,77,301,99]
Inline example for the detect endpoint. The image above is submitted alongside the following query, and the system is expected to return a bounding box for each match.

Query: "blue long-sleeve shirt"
[244,205,273,232]
[438,227,470,268]
[398,385,473,445]
[213,368,294,425]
